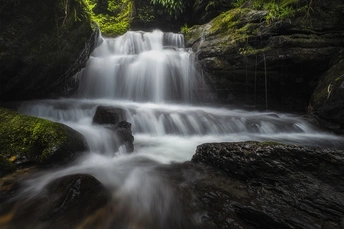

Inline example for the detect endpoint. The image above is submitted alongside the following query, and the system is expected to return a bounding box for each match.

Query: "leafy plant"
[150,0,186,18]
[84,0,132,36]
[233,0,246,8]
[180,23,189,34]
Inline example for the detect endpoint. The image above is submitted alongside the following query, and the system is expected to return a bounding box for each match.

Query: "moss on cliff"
[0,0,95,101]
[84,0,132,36]
[0,107,88,176]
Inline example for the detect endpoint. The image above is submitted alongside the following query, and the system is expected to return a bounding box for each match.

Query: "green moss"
[84,0,132,36]
[209,8,249,35]
[0,107,70,165]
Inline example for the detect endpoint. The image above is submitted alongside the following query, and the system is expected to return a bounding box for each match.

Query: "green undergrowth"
[232,0,310,23]
[84,0,132,36]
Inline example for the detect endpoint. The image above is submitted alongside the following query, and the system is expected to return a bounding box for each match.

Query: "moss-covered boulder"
[186,1,344,111]
[0,0,97,101]
[0,108,89,177]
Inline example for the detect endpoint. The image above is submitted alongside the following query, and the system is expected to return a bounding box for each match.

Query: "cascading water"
[11,30,344,228]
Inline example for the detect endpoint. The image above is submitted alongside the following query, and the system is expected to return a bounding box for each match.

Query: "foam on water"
[14,30,344,227]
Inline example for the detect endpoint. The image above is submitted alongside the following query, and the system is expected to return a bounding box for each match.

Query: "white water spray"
[16,30,344,227]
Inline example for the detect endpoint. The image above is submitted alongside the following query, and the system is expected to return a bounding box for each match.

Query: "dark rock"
[0,0,97,101]
[309,52,344,132]
[93,106,126,125]
[92,105,134,153]
[190,141,344,229]
[0,174,110,229]
[113,121,134,153]
[186,2,344,111]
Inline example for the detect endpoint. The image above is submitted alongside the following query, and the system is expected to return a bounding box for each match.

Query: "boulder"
[113,121,134,153]
[309,52,344,132]
[190,141,344,229]
[92,106,133,152]
[0,0,97,101]
[93,105,126,125]
[186,2,344,111]
[0,174,110,229]
[0,107,89,176]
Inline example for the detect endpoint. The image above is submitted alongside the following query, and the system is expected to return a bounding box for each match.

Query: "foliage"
[84,0,133,36]
[180,23,190,34]
[150,0,187,18]
[231,0,305,22]
[233,0,246,8]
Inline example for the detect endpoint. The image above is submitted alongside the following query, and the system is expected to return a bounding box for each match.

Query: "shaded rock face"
[191,141,344,229]
[0,174,110,229]
[0,0,97,101]
[93,106,126,125]
[186,3,344,111]
[113,121,135,153]
[1,142,344,228]
[93,106,134,152]
[0,107,89,177]
[309,53,344,132]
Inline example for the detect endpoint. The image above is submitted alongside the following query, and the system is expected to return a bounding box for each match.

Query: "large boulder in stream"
[1,141,344,228]
[0,174,111,229]
[0,107,89,177]
[185,1,344,111]
[188,141,344,229]
[0,0,97,101]
[93,106,134,153]
[93,106,126,125]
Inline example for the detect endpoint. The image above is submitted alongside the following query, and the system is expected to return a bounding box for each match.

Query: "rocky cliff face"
[186,2,344,112]
[309,52,344,132]
[0,0,97,101]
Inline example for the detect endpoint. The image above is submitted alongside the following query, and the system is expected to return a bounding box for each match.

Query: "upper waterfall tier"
[75,30,208,103]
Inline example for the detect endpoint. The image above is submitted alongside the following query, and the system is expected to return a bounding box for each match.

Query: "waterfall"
[13,30,344,228]
[75,30,206,103]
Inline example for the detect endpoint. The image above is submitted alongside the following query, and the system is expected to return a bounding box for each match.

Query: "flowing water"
[8,30,344,227]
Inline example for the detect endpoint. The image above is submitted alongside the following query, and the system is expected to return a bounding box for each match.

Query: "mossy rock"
[0,0,96,101]
[0,107,89,176]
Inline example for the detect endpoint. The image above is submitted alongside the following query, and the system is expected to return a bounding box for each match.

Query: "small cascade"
[11,29,344,228]
[75,30,207,103]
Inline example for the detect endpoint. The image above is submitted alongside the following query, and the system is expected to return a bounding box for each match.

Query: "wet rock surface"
[93,106,126,125]
[191,141,344,229]
[1,141,344,228]
[186,2,344,112]
[0,107,89,176]
[0,174,110,229]
[92,106,134,153]
[0,0,96,101]
[309,53,344,132]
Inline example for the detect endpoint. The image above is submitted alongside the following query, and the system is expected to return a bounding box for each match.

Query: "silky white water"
[15,30,344,226]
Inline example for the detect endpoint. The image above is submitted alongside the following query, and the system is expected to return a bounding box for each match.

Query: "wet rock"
[93,105,126,125]
[0,0,97,101]
[92,106,134,153]
[113,121,134,153]
[190,141,344,229]
[186,2,344,111]
[309,52,344,132]
[0,174,110,229]
[0,107,89,176]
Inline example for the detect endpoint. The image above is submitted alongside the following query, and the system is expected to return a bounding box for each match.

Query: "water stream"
[12,30,344,227]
